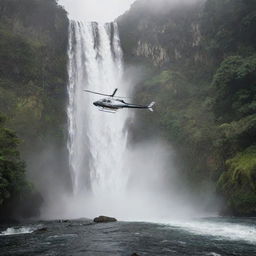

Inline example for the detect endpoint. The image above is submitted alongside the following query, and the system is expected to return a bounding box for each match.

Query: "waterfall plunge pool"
[1,217,256,256]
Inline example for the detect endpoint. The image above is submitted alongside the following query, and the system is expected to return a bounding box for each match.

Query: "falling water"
[67,21,129,200]
[65,21,210,221]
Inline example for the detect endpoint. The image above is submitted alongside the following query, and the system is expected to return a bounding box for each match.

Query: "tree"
[0,116,30,209]
[213,55,256,122]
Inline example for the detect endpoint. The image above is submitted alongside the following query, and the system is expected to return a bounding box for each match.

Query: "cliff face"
[118,0,256,216]
[118,0,205,68]
[0,0,69,219]
[118,0,255,69]
[0,0,69,149]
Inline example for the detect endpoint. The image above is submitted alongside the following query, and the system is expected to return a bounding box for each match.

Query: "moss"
[227,146,256,189]
[217,146,256,215]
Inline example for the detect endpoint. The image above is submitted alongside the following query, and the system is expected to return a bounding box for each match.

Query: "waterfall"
[67,21,129,198]
[65,21,202,221]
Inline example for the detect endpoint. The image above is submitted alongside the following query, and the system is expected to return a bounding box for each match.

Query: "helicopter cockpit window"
[102,99,111,103]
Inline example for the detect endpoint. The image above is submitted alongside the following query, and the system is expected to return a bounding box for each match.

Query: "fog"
[58,0,136,21]
[41,139,217,221]
[57,0,203,21]
[39,63,219,222]
[36,0,219,222]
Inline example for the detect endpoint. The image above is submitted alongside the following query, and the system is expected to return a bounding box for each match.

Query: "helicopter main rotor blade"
[114,96,132,99]
[83,90,111,97]
[84,89,132,99]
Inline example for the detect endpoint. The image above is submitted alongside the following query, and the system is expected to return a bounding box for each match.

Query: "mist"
[127,0,204,14]
[58,0,136,21]
[40,63,219,222]
[36,0,219,222]
[41,138,216,221]
[57,0,204,22]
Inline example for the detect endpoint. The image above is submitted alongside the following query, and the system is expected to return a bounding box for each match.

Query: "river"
[1,217,256,255]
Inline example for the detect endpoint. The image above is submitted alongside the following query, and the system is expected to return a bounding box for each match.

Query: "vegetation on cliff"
[0,115,26,206]
[0,0,68,151]
[0,0,69,218]
[118,0,256,215]
[0,114,42,219]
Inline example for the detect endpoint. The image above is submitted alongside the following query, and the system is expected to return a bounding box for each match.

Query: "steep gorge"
[0,0,255,219]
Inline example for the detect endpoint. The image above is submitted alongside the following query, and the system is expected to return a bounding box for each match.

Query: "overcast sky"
[58,0,136,22]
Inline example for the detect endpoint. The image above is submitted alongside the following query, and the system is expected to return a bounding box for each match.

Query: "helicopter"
[84,88,155,113]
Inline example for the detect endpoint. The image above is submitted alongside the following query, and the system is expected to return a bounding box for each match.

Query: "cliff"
[117,0,256,216]
[0,0,69,219]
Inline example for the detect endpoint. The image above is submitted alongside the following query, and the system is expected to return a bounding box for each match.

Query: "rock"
[131,254,140,256]
[58,219,70,223]
[93,216,117,223]
[35,227,47,232]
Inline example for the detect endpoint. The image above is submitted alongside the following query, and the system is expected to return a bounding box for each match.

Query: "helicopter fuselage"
[93,98,149,111]
[84,88,155,113]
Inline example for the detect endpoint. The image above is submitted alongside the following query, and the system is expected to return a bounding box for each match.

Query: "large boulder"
[93,216,117,223]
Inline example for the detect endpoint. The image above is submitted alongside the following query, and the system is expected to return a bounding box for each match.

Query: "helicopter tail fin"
[148,102,155,112]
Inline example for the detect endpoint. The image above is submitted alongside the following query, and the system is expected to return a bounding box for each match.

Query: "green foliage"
[134,66,218,188]
[218,114,256,147]
[201,0,256,59]
[0,114,29,206]
[213,55,256,122]
[0,0,68,218]
[217,146,256,215]
[227,146,256,184]
[119,0,256,215]
[145,70,172,86]
[0,0,69,151]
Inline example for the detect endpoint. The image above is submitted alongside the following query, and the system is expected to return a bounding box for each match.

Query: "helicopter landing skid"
[98,107,117,114]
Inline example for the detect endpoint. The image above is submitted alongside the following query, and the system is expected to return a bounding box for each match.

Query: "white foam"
[0,226,37,236]
[163,219,256,244]
[207,253,222,256]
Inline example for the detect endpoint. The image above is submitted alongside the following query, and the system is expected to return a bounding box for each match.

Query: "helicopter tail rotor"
[148,102,155,112]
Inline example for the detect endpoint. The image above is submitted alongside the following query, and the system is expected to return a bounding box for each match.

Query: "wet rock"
[93,216,117,223]
[35,227,47,232]
[58,219,70,223]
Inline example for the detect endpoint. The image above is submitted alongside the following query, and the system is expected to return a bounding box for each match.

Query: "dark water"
[1,218,256,256]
